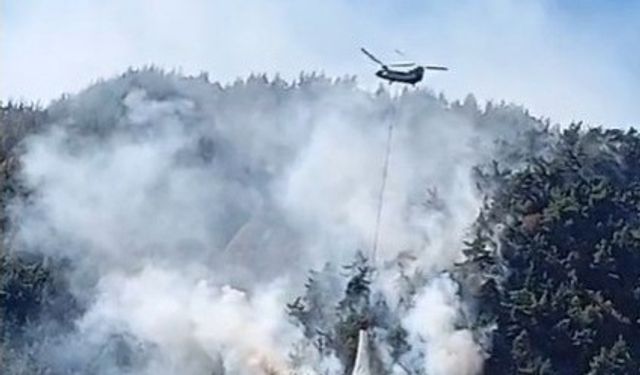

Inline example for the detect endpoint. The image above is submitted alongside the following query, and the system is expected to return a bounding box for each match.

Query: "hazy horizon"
[2,0,639,127]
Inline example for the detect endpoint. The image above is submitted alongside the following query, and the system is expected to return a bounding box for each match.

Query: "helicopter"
[361,48,448,85]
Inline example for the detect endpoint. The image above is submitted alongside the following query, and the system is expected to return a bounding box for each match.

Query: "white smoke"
[9,70,546,374]
[76,267,299,375]
[403,275,484,375]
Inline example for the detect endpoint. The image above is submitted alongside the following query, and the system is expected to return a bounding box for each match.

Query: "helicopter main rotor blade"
[361,48,386,67]
[424,65,448,71]
[389,62,416,67]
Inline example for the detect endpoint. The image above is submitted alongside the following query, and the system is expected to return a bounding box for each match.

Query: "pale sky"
[2,0,639,127]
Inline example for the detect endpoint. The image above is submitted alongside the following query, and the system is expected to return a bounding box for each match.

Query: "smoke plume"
[7,69,550,374]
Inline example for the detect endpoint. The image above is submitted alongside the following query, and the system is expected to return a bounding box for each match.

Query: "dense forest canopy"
[0,69,638,374]
[460,124,640,374]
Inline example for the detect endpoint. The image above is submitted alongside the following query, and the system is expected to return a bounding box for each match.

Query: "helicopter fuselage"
[375,66,424,85]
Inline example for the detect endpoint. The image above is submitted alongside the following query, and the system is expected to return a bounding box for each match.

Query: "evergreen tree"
[462,125,640,374]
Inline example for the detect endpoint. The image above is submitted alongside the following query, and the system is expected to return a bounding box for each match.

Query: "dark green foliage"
[0,103,78,373]
[288,253,412,374]
[334,258,372,371]
[0,102,46,153]
[288,254,372,373]
[587,336,635,375]
[0,252,80,375]
[0,253,79,331]
[462,124,640,374]
[0,102,47,232]
[0,103,51,338]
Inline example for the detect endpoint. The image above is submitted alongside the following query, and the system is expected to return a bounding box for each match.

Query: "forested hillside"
[461,124,640,374]
[0,69,637,374]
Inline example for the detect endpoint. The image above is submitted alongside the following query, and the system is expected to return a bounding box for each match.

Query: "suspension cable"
[371,107,395,263]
